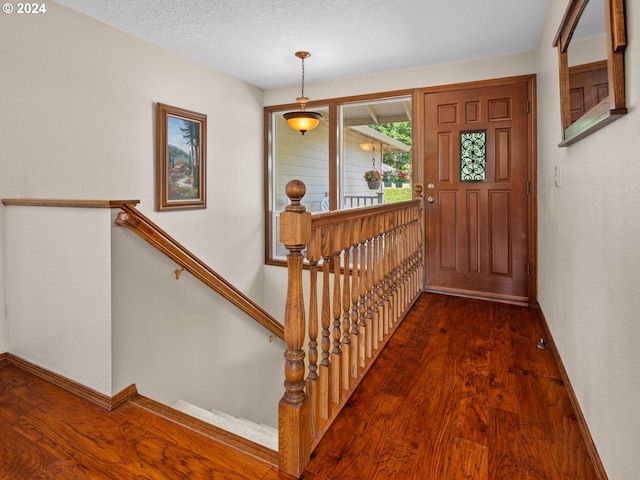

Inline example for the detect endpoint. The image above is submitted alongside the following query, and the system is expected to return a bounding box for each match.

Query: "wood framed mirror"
[553,0,627,146]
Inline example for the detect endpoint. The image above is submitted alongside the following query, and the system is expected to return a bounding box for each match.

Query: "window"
[265,91,414,263]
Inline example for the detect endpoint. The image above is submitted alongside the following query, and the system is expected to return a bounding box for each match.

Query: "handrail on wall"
[1,198,285,341]
[115,204,285,340]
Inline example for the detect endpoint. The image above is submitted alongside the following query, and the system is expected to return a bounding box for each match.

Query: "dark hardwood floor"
[0,293,599,479]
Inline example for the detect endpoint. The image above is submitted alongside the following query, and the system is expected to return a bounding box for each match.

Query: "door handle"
[427,196,435,203]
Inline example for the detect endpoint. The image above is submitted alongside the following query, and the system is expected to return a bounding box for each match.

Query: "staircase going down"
[172,400,278,451]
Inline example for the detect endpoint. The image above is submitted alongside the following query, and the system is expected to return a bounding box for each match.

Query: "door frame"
[416,75,538,306]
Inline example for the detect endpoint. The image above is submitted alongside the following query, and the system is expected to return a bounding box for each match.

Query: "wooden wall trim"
[4,353,138,411]
[536,305,609,480]
[111,384,140,410]
[2,199,140,208]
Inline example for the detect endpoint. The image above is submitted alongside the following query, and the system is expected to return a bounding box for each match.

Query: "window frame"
[264,89,419,266]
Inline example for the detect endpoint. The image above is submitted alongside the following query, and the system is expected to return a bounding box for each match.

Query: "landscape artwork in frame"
[156,103,207,211]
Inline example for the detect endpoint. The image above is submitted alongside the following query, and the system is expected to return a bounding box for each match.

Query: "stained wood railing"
[115,204,285,340]
[278,180,423,476]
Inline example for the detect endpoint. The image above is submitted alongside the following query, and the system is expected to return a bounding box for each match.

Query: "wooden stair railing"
[115,204,284,340]
[2,199,283,340]
[278,180,423,477]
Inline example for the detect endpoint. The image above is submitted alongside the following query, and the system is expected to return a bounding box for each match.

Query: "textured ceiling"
[54,0,551,90]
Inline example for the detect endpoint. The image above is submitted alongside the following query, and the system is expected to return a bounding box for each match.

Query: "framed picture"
[156,103,207,211]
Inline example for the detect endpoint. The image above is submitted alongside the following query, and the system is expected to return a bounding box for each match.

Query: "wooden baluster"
[306,228,320,435]
[403,214,410,308]
[406,212,413,305]
[371,220,382,349]
[365,217,375,359]
[371,224,379,349]
[406,212,414,304]
[340,222,352,393]
[383,217,393,331]
[408,218,417,300]
[388,217,398,326]
[358,218,368,369]
[350,219,361,380]
[331,225,342,404]
[374,227,385,345]
[381,213,391,336]
[411,210,418,298]
[399,220,407,313]
[411,214,420,298]
[381,217,390,332]
[393,216,401,322]
[397,212,405,313]
[378,220,386,337]
[410,211,418,297]
[403,214,410,309]
[278,180,311,477]
[416,203,424,291]
[410,212,418,298]
[319,226,332,422]
[378,214,389,338]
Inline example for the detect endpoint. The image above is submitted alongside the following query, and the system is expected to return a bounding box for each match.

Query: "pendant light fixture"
[284,51,322,135]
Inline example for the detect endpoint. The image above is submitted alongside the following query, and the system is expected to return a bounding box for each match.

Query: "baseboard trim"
[111,383,139,410]
[535,304,609,480]
[130,394,278,467]
[424,287,530,306]
[4,353,137,411]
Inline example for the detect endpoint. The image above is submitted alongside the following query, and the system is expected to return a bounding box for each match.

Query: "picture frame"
[156,103,207,211]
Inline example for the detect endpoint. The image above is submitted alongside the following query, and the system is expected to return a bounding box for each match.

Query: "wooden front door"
[423,79,533,304]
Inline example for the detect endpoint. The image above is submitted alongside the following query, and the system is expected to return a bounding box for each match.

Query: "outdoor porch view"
[268,96,414,260]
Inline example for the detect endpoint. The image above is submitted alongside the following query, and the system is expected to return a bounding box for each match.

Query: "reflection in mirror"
[567,0,607,124]
[553,0,627,146]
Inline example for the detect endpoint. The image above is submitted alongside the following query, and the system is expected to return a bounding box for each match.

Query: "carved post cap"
[285,180,306,213]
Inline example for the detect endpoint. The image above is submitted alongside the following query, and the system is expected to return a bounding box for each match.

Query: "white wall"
[0,2,270,358]
[5,206,113,394]
[536,3,640,480]
[264,51,536,106]
[0,208,5,352]
[111,218,284,427]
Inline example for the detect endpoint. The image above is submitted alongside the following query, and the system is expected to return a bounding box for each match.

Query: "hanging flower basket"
[363,169,382,190]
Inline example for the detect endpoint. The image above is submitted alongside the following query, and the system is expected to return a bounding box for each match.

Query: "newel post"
[278,180,311,477]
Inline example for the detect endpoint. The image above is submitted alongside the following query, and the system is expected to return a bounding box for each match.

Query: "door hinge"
[526,100,530,113]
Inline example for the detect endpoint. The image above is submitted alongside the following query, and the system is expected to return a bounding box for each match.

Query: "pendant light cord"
[300,56,306,98]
